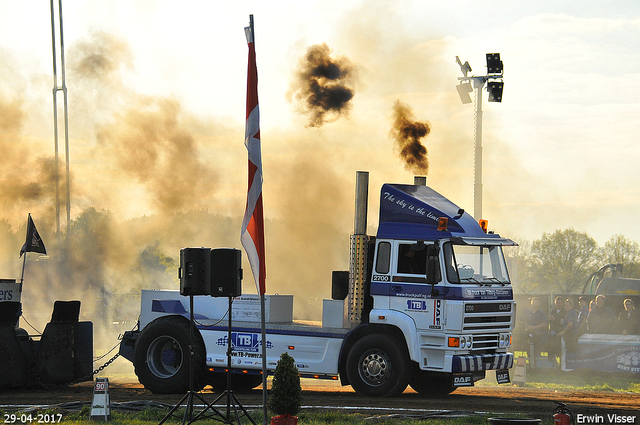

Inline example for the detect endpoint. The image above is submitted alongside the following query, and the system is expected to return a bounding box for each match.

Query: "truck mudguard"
[369,308,420,362]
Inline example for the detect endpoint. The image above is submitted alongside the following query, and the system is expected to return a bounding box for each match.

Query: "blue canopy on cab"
[376,184,504,241]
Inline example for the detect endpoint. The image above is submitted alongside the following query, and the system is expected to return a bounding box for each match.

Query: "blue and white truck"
[119,172,516,397]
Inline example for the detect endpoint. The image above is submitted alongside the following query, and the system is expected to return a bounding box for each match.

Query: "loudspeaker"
[50,300,81,323]
[210,248,242,297]
[331,271,349,300]
[0,301,21,326]
[179,247,212,296]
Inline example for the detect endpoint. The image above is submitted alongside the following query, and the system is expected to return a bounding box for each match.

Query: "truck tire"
[133,316,205,394]
[346,334,411,397]
[409,370,456,396]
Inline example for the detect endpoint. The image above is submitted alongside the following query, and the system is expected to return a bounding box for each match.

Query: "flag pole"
[242,13,268,424]
[250,14,268,424]
[19,214,30,288]
[261,291,267,425]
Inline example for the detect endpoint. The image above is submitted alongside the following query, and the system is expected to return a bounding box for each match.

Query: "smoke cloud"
[291,43,356,127]
[0,95,59,219]
[0,32,226,375]
[69,30,133,82]
[96,96,216,214]
[390,100,430,175]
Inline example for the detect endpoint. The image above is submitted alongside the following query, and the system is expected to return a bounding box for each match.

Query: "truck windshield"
[444,243,510,285]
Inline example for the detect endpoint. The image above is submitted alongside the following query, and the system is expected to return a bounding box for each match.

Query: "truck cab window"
[375,241,391,274]
[397,243,427,275]
[443,243,460,282]
[444,242,510,285]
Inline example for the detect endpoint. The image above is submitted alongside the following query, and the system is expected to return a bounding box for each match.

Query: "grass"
[517,368,640,393]
[493,351,640,393]
[475,368,640,393]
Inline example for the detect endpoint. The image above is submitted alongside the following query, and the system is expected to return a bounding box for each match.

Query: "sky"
[1,0,639,249]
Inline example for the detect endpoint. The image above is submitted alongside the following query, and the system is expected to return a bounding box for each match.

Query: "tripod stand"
[188,296,257,425]
[158,293,215,425]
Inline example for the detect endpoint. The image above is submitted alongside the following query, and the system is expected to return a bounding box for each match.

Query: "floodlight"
[487,81,504,102]
[486,53,503,74]
[456,82,473,104]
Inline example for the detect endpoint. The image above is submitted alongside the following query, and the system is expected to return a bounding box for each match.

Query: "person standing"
[524,297,548,356]
[587,295,616,334]
[618,299,640,335]
[557,298,579,351]
[577,296,589,335]
[548,296,565,363]
[549,296,565,335]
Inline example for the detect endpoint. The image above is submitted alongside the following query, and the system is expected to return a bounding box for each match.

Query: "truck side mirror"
[426,245,439,285]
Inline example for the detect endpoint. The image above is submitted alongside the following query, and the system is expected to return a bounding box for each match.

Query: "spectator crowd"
[524,295,640,361]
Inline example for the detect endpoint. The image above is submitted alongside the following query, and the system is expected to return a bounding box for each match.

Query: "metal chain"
[93,352,120,376]
[70,351,120,386]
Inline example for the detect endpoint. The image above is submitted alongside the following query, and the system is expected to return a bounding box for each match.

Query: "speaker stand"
[158,294,224,425]
[188,296,257,425]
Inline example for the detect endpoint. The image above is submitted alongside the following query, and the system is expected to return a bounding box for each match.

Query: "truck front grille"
[472,334,499,350]
[463,302,513,331]
[463,315,511,330]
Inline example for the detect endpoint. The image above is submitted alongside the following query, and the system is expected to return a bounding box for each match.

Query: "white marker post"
[513,356,527,387]
[90,377,111,421]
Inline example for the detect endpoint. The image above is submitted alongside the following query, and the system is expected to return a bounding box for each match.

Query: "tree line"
[506,229,640,294]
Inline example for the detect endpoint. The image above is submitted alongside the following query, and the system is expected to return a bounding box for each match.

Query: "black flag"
[19,215,47,257]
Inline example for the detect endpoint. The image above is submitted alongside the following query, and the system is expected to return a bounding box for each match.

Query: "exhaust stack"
[414,176,427,186]
[349,171,369,326]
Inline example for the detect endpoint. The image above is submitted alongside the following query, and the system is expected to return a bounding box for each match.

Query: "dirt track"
[1,378,638,421]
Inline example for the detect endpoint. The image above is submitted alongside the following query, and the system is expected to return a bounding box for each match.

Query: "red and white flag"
[241,20,266,295]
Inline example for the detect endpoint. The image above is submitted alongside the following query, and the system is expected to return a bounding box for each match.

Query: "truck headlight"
[459,336,473,349]
[450,335,474,349]
[499,333,511,347]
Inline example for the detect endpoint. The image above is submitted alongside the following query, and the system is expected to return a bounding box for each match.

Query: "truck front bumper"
[450,352,513,373]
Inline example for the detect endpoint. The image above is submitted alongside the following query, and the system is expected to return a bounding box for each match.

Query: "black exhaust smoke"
[390,100,430,175]
[292,43,356,127]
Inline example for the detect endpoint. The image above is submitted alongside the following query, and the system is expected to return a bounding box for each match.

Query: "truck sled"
[0,281,93,389]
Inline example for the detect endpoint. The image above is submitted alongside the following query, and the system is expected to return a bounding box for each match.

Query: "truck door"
[388,242,443,331]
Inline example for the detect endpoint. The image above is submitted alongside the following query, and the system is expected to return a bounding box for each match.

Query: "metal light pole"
[455,54,504,220]
[51,0,71,242]
[472,77,484,221]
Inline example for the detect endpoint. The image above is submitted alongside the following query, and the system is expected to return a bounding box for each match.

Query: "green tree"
[502,237,537,293]
[134,242,177,289]
[267,352,303,417]
[529,228,599,294]
[602,234,640,278]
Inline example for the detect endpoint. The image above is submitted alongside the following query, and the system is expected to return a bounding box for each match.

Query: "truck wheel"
[346,334,411,397]
[133,316,205,394]
[409,370,456,396]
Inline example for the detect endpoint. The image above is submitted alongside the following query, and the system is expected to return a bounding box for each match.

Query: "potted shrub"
[267,352,303,425]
